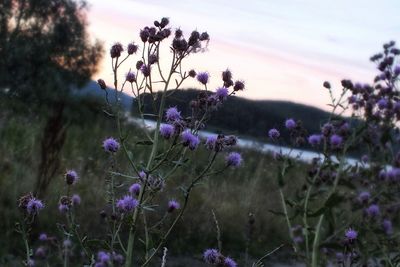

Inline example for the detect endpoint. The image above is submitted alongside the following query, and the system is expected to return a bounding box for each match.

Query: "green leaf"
[268,209,285,217]
[136,140,153,145]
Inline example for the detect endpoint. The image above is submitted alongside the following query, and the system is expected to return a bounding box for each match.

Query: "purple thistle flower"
[394,65,400,76]
[65,170,79,185]
[361,154,369,164]
[357,191,370,204]
[26,198,44,215]
[27,259,35,267]
[38,233,47,241]
[63,239,72,248]
[126,72,136,83]
[345,228,358,241]
[127,42,139,54]
[58,204,69,214]
[97,251,111,263]
[165,107,182,122]
[103,137,120,153]
[268,128,280,140]
[330,134,343,149]
[382,219,393,235]
[160,124,175,139]
[110,43,124,58]
[377,98,388,110]
[197,72,209,85]
[203,249,221,265]
[205,135,217,150]
[293,236,304,244]
[226,152,242,167]
[35,247,46,259]
[224,257,237,267]
[366,204,380,217]
[308,134,322,146]
[140,64,151,77]
[71,194,81,206]
[395,101,400,112]
[215,87,229,100]
[116,195,138,213]
[285,118,296,130]
[181,130,200,150]
[113,253,125,265]
[387,168,400,182]
[139,171,146,179]
[321,123,333,136]
[233,80,245,91]
[336,252,344,262]
[129,183,141,196]
[379,169,387,181]
[168,200,180,212]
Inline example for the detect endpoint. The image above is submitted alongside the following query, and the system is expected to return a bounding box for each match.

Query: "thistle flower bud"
[136,60,144,70]
[175,28,183,38]
[140,64,151,77]
[161,28,171,38]
[172,38,188,52]
[126,72,136,83]
[127,42,138,54]
[65,170,78,185]
[167,200,180,212]
[140,29,150,42]
[188,69,196,78]
[188,31,200,46]
[97,79,107,90]
[323,81,331,89]
[148,54,158,64]
[233,80,245,91]
[160,17,170,28]
[200,32,210,41]
[110,43,123,58]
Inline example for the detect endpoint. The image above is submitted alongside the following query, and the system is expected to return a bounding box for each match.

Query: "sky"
[87,0,400,110]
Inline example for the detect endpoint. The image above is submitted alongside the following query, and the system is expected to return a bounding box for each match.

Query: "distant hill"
[73,80,133,110]
[132,89,334,140]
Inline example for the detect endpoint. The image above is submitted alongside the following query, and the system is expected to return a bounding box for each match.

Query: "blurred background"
[0,0,398,265]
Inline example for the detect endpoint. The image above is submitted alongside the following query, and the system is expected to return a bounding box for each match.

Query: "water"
[126,114,359,165]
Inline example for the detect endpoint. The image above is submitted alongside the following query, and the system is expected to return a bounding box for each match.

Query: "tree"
[0,0,103,196]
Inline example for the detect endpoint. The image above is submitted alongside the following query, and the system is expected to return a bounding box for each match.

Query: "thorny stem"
[140,152,219,267]
[125,47,177,267]
[252,244,285,267]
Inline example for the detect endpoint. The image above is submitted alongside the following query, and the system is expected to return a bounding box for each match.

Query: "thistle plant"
[273,41,400,267]
[17,17,245,266]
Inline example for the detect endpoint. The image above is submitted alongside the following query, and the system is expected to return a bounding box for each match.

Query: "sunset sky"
[87,0,400,110]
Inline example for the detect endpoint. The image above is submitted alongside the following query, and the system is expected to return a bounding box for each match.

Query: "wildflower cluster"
[15,18,245,267]
[273,41,400,266]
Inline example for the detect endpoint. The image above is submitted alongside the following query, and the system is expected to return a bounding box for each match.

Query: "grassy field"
[0,97,306,265]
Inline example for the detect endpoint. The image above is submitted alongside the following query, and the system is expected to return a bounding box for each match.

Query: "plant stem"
[311,215,324,267]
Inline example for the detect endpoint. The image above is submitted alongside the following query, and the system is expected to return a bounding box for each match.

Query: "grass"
[0,97,306,265]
